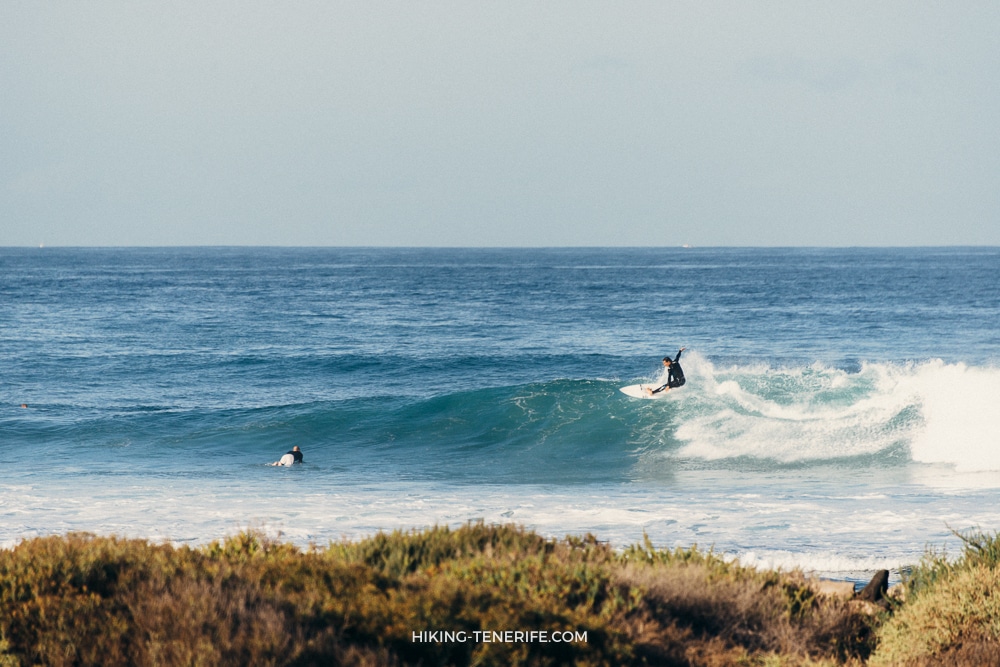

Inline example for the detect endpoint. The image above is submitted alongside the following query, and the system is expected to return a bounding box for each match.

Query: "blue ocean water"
[2,247,999,581]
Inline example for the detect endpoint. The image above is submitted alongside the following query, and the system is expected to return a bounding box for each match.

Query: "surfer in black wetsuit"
[646,347,686,395]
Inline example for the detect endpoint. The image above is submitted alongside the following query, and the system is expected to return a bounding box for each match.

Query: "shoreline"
[3,472,956,588]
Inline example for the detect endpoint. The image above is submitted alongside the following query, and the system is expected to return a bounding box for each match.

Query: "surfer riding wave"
[645,347,686,396]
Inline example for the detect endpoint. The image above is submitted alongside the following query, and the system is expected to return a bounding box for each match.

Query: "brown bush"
[0,525,879,666]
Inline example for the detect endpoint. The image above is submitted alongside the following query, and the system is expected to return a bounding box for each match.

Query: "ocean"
[2,247,999,584]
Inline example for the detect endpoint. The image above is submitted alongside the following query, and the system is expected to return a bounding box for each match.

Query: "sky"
[1,2,999,247]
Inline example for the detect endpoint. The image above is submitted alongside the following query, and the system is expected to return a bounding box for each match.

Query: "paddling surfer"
[270,445,303,466]
[645,347,686,395]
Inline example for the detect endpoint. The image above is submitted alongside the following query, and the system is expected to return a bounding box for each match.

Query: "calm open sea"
[2,247,999,582]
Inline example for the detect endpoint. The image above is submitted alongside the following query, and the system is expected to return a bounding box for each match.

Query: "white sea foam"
[671,357,1000,472]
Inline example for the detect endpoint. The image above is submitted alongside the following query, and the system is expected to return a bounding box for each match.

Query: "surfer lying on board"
[645,348,686,395]
[270,445,303,466]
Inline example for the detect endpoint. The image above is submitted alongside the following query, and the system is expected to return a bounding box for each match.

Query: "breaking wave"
[7,352,1000,481]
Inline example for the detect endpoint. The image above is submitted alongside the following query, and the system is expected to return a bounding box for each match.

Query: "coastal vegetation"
[870,528,1000,666]
[0,523,996,665]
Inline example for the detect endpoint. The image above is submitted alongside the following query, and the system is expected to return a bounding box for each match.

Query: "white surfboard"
[619,384,670,399]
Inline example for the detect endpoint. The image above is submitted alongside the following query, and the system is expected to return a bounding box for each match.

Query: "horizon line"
[4,244,999,250]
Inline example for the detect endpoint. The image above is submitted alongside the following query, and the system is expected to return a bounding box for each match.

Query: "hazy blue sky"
[2,2,998,246]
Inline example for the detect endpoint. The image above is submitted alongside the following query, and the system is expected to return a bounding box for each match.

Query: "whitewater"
[2,247,999,584]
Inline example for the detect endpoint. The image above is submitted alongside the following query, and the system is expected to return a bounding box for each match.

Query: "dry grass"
[615,540,874,666]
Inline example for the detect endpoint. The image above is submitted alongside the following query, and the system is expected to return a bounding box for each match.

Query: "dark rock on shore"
[858,569,890,604]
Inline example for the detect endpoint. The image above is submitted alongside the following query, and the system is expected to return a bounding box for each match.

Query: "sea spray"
[904,360,1000,471]
[671,356,917,464]
[668,356,1000,472]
